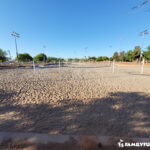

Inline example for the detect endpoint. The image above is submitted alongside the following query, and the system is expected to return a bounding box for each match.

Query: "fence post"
[112,60,115,73]
[59,60,60,73]
[33,61,35,72]
[141,58,145,74]
[108,60,111,66]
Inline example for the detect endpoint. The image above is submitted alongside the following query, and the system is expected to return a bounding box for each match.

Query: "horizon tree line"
[0,45,150,63]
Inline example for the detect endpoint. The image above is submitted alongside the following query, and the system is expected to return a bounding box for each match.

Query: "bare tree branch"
[132,0,149,10]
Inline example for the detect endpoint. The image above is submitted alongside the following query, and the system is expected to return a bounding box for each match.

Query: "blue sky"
[0,0,150,59]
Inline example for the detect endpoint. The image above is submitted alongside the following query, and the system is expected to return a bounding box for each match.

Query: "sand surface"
[0,63,150,138]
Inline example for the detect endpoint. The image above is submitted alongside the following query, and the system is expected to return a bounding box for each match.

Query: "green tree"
[144,46,150,60]
[113,52,119,61]
[109,57,113,61]
[74,58,80,62]
[16,53,33,62]
[80,58,88,62]
[132,46,141,61]
[132,1,149,11]
[125,50,133,62]
[47,57,58,62]
[96,56,103,61]
[119,51,125,61]
[34,53,47,62]
[88,57,96,61]
[0,48,7,62]
[102,56,109,61]
[68,58,73,62]
[57,58,64,62]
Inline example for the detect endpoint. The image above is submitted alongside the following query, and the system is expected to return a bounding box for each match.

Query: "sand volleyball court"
[0,62,150,138]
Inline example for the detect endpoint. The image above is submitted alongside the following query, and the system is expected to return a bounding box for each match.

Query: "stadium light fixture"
[84,47,88,61]
[139,30,148,62]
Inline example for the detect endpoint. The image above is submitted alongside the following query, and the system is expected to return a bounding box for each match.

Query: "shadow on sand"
[125,71,150,77]
[0,90,150,138]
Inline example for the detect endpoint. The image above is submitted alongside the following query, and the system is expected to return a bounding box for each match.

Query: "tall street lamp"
[139,30,148,62]
[11,31,20,59]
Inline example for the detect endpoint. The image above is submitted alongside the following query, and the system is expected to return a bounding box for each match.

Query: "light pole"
[120,36,124,52]
[11,31,20,59]
[109,45,112,65]
[7,50,11,60]
[84,47,88,62]
[109,45,116,73]
[139,30,148,62]
[139,30,148,74]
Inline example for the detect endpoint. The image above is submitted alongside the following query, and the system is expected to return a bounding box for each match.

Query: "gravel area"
[0,63,150,138]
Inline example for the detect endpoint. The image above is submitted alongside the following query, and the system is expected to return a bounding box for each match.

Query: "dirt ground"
[1,136,150,150]
[0,62,150,138]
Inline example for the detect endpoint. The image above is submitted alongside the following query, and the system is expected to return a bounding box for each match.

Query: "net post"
[33,60,35,72]
[59,60,60,73]
[112,60,115,73]
[141,58,144,74]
